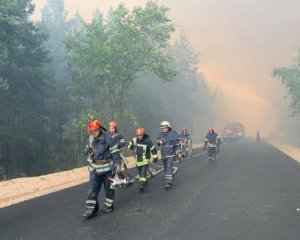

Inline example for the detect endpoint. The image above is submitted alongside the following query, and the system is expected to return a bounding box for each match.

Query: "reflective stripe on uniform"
[136,158,150,167]
[86,199,96,208]
[109,145,120,153]
[162,155,176,158]
[165,145,174,148]
[111,148,120,154]
[135,143,150,167]
[128,141,133,149]
[137,143,147,148]
[88,162,112,173]
[165,175,173,180]
[139,177,147,182]
[105,198,114,203]
[104,198,113,207]
[95,167,112,173]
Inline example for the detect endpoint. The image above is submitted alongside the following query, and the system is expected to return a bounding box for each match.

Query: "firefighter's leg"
[102,171,115,213]
[116,163,125,179]
[208,147,212,158]
[138,164,148,192]
[164,157,174,189]
[182,144,186,156]
[162,158,168,174]
[83,171,102,217]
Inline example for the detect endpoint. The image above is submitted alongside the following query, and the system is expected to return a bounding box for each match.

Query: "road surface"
[0,139,299,240]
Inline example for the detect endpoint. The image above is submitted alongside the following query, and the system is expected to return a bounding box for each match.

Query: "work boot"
[82,208,98,218]
[102,205,114,213]
[165,183,171,190]
[139,185,145,193]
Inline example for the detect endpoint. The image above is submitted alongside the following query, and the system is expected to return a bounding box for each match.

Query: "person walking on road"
[83,119,122,218]
[108,121,128,184]
[157,121,182,190]
[204,127,221,160]
[128,128,158,192]
[256,130,261,144]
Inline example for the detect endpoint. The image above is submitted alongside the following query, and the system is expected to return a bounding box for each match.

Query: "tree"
[65,1,176,130]
[0,0,51,178]
[272,49,300,116]
[39,1,89,170]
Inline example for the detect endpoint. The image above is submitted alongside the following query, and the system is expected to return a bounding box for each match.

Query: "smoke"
[33,0,300,139]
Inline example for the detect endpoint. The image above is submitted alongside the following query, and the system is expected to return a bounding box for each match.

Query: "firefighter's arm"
[118,134,127,149]
[149,140,158,162]
[156,133,165,146]
[108,137,122,165]
[84,144,93,155]
[128,137,137,150]
[204,137,208,146]
[174,136,183,157]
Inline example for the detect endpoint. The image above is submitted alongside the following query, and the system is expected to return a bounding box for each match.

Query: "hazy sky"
[32,0,300,135]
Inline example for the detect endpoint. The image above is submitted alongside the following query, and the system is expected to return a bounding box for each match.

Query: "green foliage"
[0,0,52,177]
[272,49,300,116]
[0,0,212,178]
[66,1,176,125]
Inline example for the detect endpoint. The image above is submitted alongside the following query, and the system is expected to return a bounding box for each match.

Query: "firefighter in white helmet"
[157,121,182,190]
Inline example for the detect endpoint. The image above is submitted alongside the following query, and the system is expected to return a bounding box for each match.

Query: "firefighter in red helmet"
[82,119,122,218]
[128,128,158,192]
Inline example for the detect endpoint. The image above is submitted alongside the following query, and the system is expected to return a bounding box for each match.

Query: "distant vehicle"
[222,122,245,140]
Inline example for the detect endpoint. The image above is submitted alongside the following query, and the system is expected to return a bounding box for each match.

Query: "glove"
[153,157,158,163]
[157,139,165,146]
[87,158,93,164]
[84,146,93,155]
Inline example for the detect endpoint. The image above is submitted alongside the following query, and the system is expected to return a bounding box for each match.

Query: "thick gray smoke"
[33,0,300,141]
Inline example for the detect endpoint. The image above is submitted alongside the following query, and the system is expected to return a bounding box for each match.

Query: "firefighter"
[180,128,190,157]
[82,119,122,218]
[204,127,221,160]
[180,128,190,142]
[128,128,158,192]
[108,121,127,182]
[256,130,261,144]
[157,121,182,190]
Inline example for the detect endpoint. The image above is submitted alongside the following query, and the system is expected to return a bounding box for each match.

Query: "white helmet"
[160,121,171,129]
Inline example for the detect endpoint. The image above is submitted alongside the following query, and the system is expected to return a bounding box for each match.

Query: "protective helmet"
[136,128,145,136]
[160,121,171,129]
[109,121,117,129]
[87,119,101,131]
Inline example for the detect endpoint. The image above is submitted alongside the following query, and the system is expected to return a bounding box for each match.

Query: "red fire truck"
[222,122,245,140]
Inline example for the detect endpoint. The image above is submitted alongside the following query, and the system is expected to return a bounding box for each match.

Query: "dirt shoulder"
[267,139,300,164]
[0,157,137,208]
[0,144,202,209]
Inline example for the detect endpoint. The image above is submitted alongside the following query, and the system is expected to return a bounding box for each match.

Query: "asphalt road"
[0,139,300,240]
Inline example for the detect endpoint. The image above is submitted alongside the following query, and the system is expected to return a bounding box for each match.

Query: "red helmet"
[109,121,117,129]
[136,128,145,136]
[87,120,101,131]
